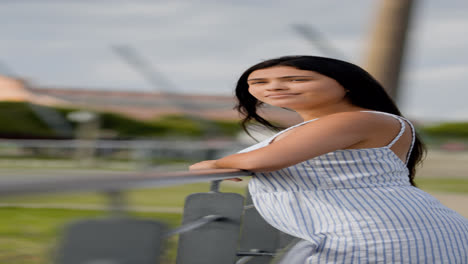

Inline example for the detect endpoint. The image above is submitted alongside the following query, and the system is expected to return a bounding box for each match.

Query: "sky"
[1,0,467,122]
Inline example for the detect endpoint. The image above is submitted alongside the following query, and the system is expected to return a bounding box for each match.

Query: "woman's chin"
[265,102,296,109]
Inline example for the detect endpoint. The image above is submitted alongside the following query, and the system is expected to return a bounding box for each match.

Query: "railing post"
[209,180,221,192]
[176,191,244,264]
[105,190,127,217]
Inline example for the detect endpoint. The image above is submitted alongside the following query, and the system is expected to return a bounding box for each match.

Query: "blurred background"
[1,0,467,263]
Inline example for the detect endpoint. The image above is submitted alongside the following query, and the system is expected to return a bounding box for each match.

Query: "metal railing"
[0,168,294,264]
[0,169,250,197]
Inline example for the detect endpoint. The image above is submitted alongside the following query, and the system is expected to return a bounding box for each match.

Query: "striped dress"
[239,110,468,263]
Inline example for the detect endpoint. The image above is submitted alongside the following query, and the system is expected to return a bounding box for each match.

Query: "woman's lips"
[266,93,300,98]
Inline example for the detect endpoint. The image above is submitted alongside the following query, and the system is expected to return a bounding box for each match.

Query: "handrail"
[0,169,252,197]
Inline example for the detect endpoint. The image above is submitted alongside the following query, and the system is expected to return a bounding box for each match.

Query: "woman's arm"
[190,112,378,172]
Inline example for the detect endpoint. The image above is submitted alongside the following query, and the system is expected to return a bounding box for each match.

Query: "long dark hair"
[234,55,426,186]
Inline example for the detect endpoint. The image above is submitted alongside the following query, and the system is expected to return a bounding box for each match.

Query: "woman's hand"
[189,160,242,182]
[189,160,218,171]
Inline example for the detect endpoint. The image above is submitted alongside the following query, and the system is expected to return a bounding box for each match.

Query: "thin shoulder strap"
[267,118,320,144]
[399,116,416,165]
[360,111,416,164]
[386,118,406,148]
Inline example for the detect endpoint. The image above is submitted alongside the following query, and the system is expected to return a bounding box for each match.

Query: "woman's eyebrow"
[247,75,315,81]
[278,75,315,79]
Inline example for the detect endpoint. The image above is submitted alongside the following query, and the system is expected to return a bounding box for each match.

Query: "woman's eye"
[251,81,266,84]
[291,79,308,82]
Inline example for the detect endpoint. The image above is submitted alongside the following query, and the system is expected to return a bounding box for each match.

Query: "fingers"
[188,160,218,171]
[224,178,242,182]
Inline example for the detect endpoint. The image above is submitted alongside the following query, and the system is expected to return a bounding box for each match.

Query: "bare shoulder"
[313,110,410,150]
[293,111,404,143]
[305,111,398,131]
[273,110,404,146]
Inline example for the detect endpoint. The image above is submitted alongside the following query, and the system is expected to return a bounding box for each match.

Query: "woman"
[189,56,468,263]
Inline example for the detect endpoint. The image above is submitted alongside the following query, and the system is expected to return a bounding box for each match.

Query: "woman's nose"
[265,82,289,91]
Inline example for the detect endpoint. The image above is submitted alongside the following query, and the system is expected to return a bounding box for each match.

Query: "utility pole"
[363,0,416,102]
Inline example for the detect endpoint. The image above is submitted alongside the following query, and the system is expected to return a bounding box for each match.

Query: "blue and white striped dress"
[239,110,468,263]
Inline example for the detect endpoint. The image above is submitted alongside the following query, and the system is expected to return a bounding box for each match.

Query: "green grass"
[0,208,181,264]
[2,178,464,209]
[0,182,248,264]
[415,178,468,194]
[1,178,466,264]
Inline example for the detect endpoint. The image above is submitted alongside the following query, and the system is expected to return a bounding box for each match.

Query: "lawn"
[0,182,248,264]
[415,177,468,194]
[0,208,181,264]
[0,178,466,264]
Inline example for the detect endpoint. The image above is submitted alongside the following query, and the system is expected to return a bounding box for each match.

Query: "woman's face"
[247,66,349,110]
